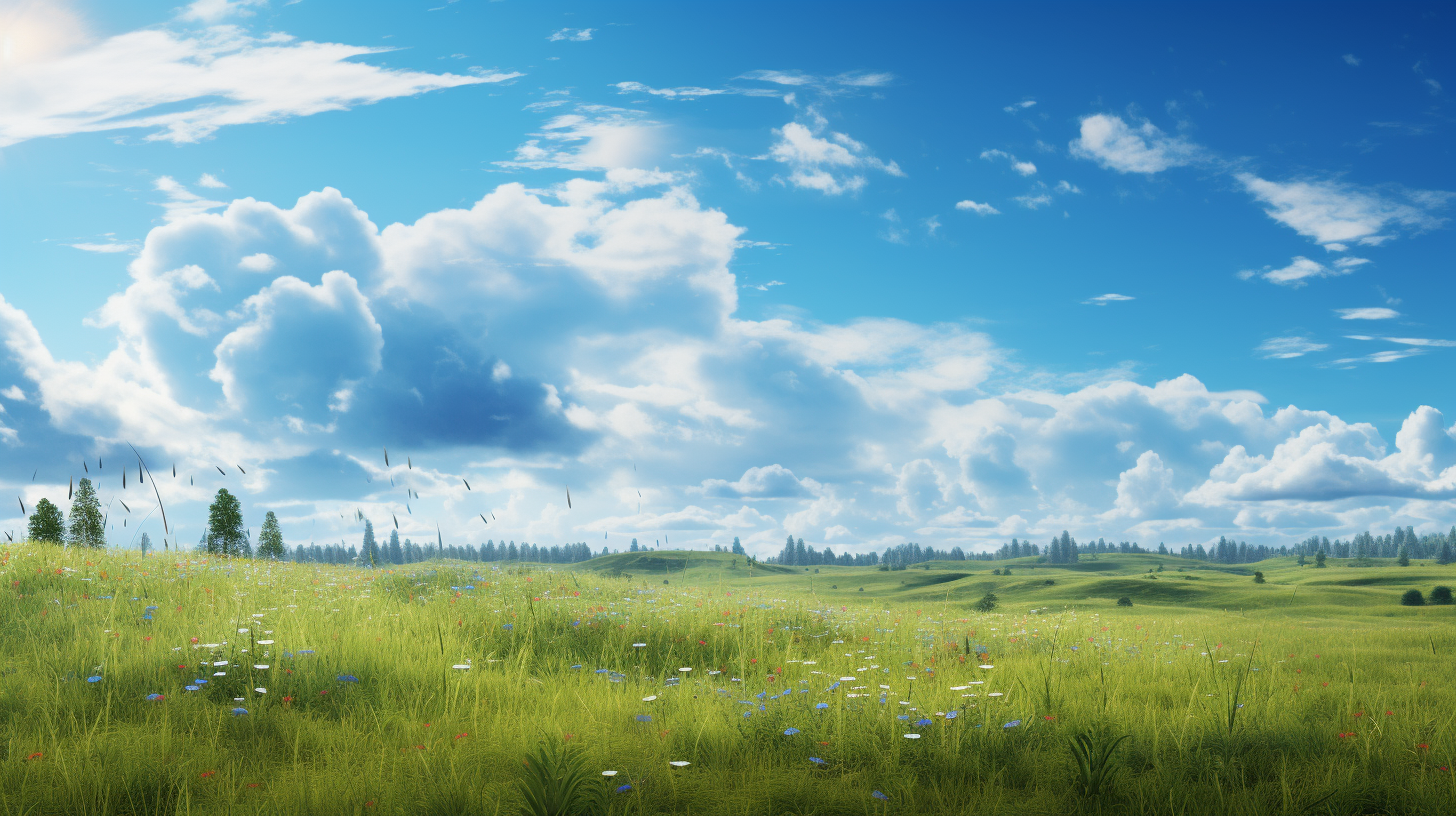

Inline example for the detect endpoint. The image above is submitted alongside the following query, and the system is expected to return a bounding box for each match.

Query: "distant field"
[1,545,1452,815]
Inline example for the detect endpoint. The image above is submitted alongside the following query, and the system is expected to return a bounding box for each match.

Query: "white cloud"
[181,0,267,24]
[1236,174,1450,248]
[1257,336,1327,359]
[1055,180,1082,194]
[955,200,1000,216]
[1240,255,1366,287]
[980,149,1036,176]
[154,176,225,222]
[1336,307,1400,320]
[1014,192,1052,209]
[1003,99,1036,113]
[1343,54,1361,66]
[499,109,666,172]
[5,173,1455,556]
[1070,114,1204,173]
[1376,337,1456,348]
[0,24,518,147]
[1333,350,1425,365]
[737,70,893,94]
[768,120,903,196]
[612,81,779,100]
[238,253,277,272]
[68,241,136,254]
[547,28,594,42]
[197,173,228,189]
[1082,293,1134,306]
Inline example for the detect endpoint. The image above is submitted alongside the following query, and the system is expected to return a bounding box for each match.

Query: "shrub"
[1116,596,1133,607]
[857,587,864,592]
[1253,571,1265,584]
[1430,586,1453,605]
[1044,579,1055,585]
[1400,589,1425,606]
[975,592,998,612]
[992,568,1001,575]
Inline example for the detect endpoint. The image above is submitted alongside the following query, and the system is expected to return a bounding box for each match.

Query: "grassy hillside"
[1,543,1452,816]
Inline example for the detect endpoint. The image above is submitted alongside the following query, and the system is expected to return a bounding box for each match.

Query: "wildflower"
[338,675,359,683]
[200,771,216,779]
[815,702,829,710]
[809,757,826,764]
[26,752,42,760]
[669,761,690,767]
[872,791,890,801]
[146,693,165,701]
[231,708,248,716]
[636,715,652,722]
[86,676,102,683]
[616,784,632,793]
[784,728,800,736]
[1003,720,1021,729]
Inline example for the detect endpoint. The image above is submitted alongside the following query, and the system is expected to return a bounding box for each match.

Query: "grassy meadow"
[1,544,1453,815]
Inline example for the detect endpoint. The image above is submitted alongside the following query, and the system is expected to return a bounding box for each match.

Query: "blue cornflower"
[1003,719,1022,729]
[185,684,200,691]
[635,714,652,722]
[783,727,800,736]
[86,676,102,683]
[916,718,932,726]
[809,757,826,765]
[872,791,890,801]
[945,711,958,719]
[897,714,909,721]
[615,784,632,793]
[231,707,248,716]
[337,675,359,683]
[815,702,829,710]
[146,693,164,701]
[503,624,513,630]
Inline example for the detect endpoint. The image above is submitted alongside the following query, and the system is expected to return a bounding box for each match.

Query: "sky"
[1,0,1454,558]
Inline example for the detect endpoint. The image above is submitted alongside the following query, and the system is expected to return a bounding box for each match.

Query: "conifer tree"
[67,478,105,548]
[256,511,285,559]
[361,519,378,566]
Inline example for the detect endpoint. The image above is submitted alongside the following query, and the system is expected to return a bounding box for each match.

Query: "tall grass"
[0,543,1453,815]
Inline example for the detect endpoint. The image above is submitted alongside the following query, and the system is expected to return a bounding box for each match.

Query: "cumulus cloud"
[1069,114,1204,173]
[5,173,1455,556]
[768,119,903,195]
[1239,255,1368,287]
[547,28,594,42]
[0,23,519,147]
[1236,174,1450,248]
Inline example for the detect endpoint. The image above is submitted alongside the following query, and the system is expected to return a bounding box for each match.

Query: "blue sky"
[1,0,1453,556]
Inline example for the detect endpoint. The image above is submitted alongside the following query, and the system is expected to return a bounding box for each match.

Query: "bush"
[975,592,998,612]
[857,587,864,592]
[1253,571,1265,584]
[1400,589,1425,606]
[1116,596,1133,607]
[1430,586,1453,605]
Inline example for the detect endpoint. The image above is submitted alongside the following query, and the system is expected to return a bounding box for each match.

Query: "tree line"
[23,483,1456,570]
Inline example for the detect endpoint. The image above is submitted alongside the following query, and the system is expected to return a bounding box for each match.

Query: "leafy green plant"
[515,740,599,816]
[975,592,998,612]
[1400,589,1424,606]
[1068,731,1130,797]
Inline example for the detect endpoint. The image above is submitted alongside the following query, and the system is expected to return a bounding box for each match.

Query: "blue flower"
[742,711,751,718]
[571,664,582,670]
[337,675,359,683]
[815,702,829,710]
[1003,719,1022,729]
[86,676,102,683]
[897,714,909,721]
[185,684,200,691]
[231,707,248,716]
[872,790,890,801]
[146,693,164,701]
[945,711,958,719]
[636,714,652,722]
[503,624,513,630]
[809,757,826,764]
[615,784,632,793]
[916,718,932,726]
[783,728,800,736]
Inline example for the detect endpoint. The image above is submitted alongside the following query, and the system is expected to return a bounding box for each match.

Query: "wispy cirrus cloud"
[768,118,903,196]
[955,200,1000,216]
[1236,174,1451,249]
[0,24,519,148]
[1336,307,1400,320]
[547,28,594,42]
[1083,293,1134,306]
[1257,336,1327,359]
[1239,255,1369,287]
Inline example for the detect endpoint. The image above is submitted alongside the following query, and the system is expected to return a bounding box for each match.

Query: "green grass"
[1,544,1453,815]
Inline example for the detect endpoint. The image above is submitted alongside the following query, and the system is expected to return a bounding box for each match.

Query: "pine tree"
[205,488,246,557]
[731,536,745,555]
[256,511,285,560]
[28,498,65,543]
[1438,541,1453,566]
[139,532,152,557]
[387,529,402,564]
[361,519,378,567]
[1396,544,1410,567]
[67,478,105,548]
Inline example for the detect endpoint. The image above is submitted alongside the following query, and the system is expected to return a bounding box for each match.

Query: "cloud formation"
[1070,114,1204,173]
[768,119,903,195]
[0,23,518,147]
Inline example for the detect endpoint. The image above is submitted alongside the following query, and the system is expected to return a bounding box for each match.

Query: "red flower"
[200,771,216,779]
[26,752,42,760]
